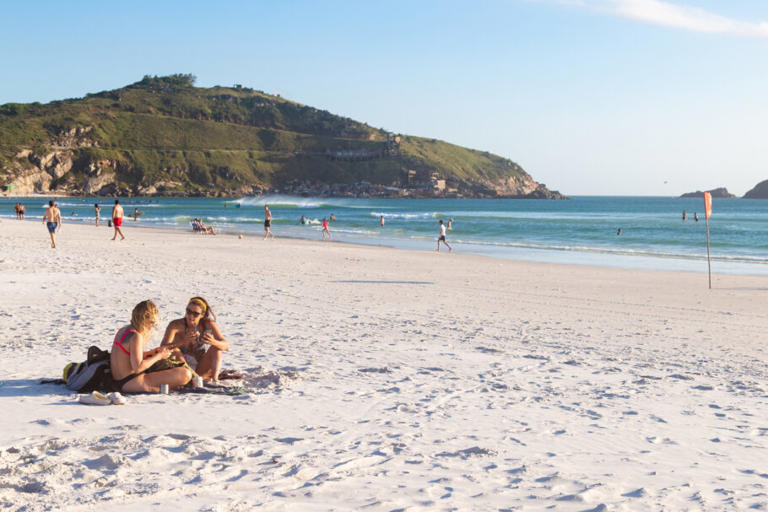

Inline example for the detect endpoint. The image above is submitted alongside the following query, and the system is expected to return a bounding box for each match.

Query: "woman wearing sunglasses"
[160,297,229,381]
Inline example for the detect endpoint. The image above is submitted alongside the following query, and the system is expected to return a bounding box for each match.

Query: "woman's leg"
[195,347,223,381]
[121,367,192,393]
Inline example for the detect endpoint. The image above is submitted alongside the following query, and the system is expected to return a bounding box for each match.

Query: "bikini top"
[113,328,137,355]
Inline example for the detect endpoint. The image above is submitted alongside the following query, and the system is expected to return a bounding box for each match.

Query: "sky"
[2,0,768,196]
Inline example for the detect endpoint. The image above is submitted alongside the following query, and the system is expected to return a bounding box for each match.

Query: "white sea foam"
[370,211,437,219]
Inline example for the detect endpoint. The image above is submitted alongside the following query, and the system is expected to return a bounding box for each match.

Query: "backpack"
[63,346,117,393]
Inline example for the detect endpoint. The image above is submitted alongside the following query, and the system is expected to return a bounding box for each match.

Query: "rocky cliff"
[679,187,736,199]
[743,180,768,199]
[0,75,565,199]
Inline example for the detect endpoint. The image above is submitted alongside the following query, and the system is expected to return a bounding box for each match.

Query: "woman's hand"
[201,330,215,344]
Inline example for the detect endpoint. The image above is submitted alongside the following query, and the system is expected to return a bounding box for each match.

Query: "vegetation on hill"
[0,75,563,198]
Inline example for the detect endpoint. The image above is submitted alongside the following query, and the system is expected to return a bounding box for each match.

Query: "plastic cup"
[160,384,169,394]
[194,376,204,387]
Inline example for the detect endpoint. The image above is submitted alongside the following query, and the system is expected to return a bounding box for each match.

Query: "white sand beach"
[1,219,766,511]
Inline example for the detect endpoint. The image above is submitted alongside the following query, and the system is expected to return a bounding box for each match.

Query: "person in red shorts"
[111,199,125,241]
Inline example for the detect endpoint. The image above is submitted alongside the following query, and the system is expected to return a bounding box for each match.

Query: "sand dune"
[1,219,766,510]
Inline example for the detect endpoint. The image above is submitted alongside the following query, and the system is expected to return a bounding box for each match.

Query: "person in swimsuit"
[110,300,192,393]
[436,219,452,252]
[94,203,100,226]
[42,200,62,249]
[263,205,275,240]
[321,217,331,240]
[160,297,229,382]
[111,199,125,240]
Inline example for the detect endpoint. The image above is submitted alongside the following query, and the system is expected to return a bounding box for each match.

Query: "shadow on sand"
[330,280,434,285]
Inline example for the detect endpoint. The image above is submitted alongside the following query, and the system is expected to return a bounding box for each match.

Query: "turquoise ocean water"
[4,195,767,275]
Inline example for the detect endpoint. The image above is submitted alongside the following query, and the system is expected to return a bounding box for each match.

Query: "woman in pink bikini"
[110,300,192,393]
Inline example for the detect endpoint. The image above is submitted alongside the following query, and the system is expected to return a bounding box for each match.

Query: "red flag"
[703,192,712,219]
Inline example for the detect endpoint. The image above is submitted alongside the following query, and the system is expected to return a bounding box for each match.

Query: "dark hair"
[49,200,54,206]
[188,296,215,321]
[115,199,120,204]
[95,203,99,207]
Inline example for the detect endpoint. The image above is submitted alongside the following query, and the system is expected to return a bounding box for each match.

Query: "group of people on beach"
[14,202,26,219]
[110,297,229,393]
[192,218,216,235]
[270,205,333,240]
[38,199,126,248]
[28,199,455,252]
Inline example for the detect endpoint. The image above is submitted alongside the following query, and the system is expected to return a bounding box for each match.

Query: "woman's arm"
[128,332,170,373]
[160,321,178,346]
[201,320,229,351]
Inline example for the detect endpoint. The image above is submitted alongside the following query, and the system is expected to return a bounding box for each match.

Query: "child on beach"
[322,217,331,240]
[161,297,229,382]
[110,300,192,393]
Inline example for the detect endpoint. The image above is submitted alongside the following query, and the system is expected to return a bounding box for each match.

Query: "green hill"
[0,74,564,198]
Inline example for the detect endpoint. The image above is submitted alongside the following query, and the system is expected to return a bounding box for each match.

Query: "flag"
[703,192,712,220]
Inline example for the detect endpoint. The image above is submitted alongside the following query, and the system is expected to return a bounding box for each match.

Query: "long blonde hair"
[131,300,159,334]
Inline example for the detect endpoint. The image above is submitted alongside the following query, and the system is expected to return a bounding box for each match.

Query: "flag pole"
[705,215,711,289]
[703,192,712,289]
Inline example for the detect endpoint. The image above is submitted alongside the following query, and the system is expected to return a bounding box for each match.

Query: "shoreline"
[4,212,768,277]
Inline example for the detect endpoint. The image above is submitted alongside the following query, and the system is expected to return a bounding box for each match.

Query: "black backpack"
[63,346,118,393]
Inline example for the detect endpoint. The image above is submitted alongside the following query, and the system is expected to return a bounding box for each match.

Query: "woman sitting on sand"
[110,300,192,393]
[161,297,229,381]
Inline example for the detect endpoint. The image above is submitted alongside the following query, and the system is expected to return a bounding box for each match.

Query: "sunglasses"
[186,308,203,317]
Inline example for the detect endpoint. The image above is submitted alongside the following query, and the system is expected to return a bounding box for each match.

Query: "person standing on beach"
[436,219,452,252]
[111,199,125,240]
[42,200,62,248]
[322,217,331,240]
[94,203,100,226]
[263,205,275,240]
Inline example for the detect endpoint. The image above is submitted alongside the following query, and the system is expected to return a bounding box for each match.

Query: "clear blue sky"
[2,0,767,196]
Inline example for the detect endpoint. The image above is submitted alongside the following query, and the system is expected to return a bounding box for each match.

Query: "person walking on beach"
[436,219,452,252]
[263,205,275,240]
[94,203,100,226]
[42,200,62,248]
[111,199,125,240]
[321,217,332,240]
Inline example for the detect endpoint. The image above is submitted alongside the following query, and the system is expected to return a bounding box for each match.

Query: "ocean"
[4,195,767,275]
